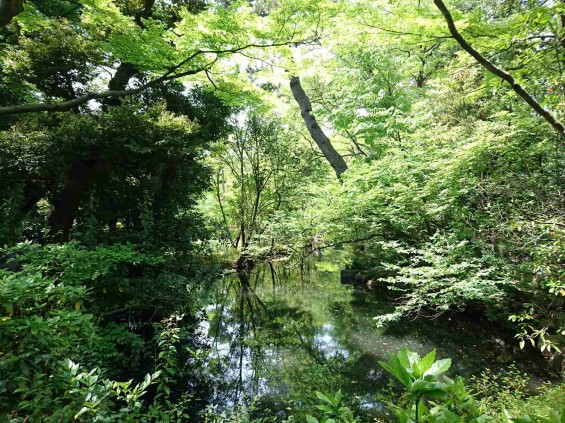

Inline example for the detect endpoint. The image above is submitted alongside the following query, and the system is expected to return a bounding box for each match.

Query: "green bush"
[0,241,199,421]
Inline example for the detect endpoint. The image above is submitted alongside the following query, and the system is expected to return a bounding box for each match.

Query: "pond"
[199,257,550,419]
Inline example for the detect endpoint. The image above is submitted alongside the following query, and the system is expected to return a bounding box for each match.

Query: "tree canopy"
[1,0,564,420]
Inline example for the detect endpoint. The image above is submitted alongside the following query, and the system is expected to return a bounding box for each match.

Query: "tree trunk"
[289,76,348,179]
[48,148,108,242]
[103,62,138,107]
[48,61,140,242]
[0,0,24,27]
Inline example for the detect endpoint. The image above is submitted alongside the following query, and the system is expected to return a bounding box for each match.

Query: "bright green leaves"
[379,348,451,389]
[315,389,342,410]
[306,389,360,423]
[379,349,564,422]
[81,0,133,37]
[424,358,452,381]
[379,348,487,423]
[501,407,565,423]
[379,348,414,389]
[379,347,453,416]
[176,2,256,51]
[419,350,438,377]
[108,20,177,72]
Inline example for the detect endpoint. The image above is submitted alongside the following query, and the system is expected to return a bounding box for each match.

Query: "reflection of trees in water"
[206,265,345,408]
[207,271,263,405]
[204,261,553,418]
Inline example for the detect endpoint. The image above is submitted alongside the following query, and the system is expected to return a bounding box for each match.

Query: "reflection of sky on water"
[200,264,417,413]
[313,323,348,358]
[200,262,547,415]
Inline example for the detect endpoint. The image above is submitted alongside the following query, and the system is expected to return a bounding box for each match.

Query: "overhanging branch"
[0,41,304,116]
[434,0,565,136]
[0,66,208,115]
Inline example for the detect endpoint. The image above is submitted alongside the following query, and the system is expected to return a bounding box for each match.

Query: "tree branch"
[289,75,348,179]
[303,234,379,258]
[434,0,565,136]
[0,41,303,116]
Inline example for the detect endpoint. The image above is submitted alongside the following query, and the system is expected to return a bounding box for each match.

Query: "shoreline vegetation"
[1,0,564,420]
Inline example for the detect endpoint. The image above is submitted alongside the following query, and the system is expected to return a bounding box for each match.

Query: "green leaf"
[334,389,342,406]
[74,407,89,419]
[315,391,335,407]
[501,410,511,423]
[397,347,414,373]
[379,359,412,389]
[410,380,449,400]
[423,358,451,379]
[315,405,334,413]
[416,349,436,377]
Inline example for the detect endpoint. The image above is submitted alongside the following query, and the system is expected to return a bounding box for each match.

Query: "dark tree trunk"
[134,0,156,27]
[153,159,177,219]
[0,0,24,27]
[48,60,140,242]
[103,63,138,107]
[289,76,348,179]
[48,148,107,242]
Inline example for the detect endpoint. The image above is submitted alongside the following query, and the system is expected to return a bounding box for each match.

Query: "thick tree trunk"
[0,0,24,27]
[48,61,140,242]
[290,76,348,179]
[48,148,108,242]
[104,63,138,107]
[49,150,130,242]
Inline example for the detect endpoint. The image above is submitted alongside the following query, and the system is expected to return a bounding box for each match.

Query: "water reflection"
[202,259,547,416]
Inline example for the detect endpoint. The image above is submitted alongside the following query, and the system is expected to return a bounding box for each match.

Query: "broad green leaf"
[410,380,449,399]
[416,349,436,377]
[379,359,411,388]
[397,347,414,373]
[315,405,334,413]
[315,391,335,407]
[423,358,451,379]
[334,389,342,406]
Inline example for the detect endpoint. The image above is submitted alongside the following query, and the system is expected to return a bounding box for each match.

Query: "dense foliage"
[1,0,564,420]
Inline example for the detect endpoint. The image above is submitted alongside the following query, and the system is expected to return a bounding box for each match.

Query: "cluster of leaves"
[378,347,483,422]
[262,0,565,359]
[306,390,360,423]
[380,348,564,423]
[0,241,210,421]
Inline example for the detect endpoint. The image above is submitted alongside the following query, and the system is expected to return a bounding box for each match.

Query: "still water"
[199,258,547,418]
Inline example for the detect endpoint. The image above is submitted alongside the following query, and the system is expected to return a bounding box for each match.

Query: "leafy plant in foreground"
[378,347,487,422]
[306,390,360,423]
[380,348,565,423]
[500,409,565,423]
